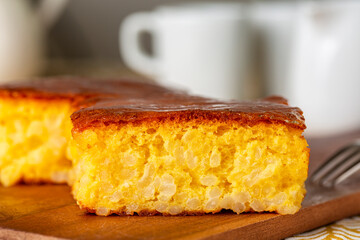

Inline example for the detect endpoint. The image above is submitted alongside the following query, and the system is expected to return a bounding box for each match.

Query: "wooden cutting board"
[1,133,360,240]
[0,184,359,240]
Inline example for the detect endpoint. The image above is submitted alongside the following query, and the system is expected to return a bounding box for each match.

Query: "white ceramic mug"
[289,0,360,136]
[0,0,68,82]
[120,3,253,100]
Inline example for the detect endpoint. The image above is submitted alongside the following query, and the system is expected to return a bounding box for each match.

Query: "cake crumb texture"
[69,119,309,216]
[0,98,74,186]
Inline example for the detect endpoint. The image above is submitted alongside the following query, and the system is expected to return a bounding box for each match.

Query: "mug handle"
[120,12,159,77]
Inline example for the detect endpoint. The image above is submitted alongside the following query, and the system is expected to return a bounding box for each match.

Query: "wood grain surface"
[1,132,360,240]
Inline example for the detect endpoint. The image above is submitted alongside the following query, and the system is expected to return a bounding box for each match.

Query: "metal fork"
[310,139,360,188]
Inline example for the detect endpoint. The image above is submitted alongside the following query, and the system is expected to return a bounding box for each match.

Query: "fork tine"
[333,161,360,186]
[310,144,359,183]
[320,151,360,187]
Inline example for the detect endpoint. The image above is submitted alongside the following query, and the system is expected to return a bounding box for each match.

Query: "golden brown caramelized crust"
[0,76,305,132]
[71,96,305,133]
[0,77,174,109]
